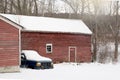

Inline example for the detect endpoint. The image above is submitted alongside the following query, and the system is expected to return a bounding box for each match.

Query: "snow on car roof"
[0,14,92,35]
[22,50,52,62]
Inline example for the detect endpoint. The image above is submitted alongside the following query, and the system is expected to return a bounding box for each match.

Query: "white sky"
[55,0,120,14]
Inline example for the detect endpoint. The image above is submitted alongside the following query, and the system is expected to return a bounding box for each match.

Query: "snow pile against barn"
[0,14,92,34]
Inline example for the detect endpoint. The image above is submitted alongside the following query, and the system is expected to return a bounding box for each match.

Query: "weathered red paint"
[0,19,19,67]
[21,31,92,63]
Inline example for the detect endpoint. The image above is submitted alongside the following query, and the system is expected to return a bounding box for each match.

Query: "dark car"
[21,50,53,69]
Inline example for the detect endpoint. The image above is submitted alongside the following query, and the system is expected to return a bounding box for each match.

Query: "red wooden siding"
[69,47,76,62]
[0,19,19,67]
[21,32,92,63]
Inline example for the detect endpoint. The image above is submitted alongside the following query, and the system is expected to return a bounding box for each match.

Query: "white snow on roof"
[0,14,92,34]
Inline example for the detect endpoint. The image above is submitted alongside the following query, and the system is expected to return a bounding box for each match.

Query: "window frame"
[46,43,53,53]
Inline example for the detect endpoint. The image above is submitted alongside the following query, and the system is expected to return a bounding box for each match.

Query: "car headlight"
[36,62,41,67]
[51,62,53,66]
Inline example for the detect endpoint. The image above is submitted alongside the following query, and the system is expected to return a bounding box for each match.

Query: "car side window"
[21,53,26,60]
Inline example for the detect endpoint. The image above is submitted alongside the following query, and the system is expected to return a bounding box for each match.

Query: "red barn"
[1,14,92,63]
[0,15,22,72]
[21,32,91,63]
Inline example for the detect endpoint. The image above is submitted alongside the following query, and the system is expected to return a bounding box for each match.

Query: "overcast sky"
[55,0,120,15]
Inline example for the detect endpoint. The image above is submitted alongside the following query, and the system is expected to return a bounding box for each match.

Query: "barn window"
[46,44,52,53]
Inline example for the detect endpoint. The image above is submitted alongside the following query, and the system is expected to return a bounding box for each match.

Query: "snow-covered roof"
[0,14,92,35]
[0,14,23,30]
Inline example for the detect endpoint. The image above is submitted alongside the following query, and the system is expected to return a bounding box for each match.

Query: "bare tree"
[113,1,119,62]
[81,0,85,18]
[28,0,34,15]
[0,0,8,13]
[40,0,46,16]
[109,1,112,16]
[33,0,38,16]
[91,0,102,62]
[61,0,80,15]
[9,0,14,14]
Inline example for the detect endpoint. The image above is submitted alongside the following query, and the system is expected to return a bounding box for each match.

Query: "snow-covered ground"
[0,63,120,80]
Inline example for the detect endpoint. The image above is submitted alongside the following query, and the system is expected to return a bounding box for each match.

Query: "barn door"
[69,47,76,62]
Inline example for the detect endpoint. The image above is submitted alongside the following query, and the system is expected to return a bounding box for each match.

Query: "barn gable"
[0,15,23,30]
[0,15,22,72]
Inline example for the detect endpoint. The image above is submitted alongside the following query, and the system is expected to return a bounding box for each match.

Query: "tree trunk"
[108,1,119,63]
[113,1,119,63]
[10,0,13,14]
[81,0,85,19]
[17,0,22,15]
[93,22,98,62]
[34,0,38,16]
[23,0,27,15]
[114,33,118,62]
[3,0,8,13]
[92,0,99,62]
